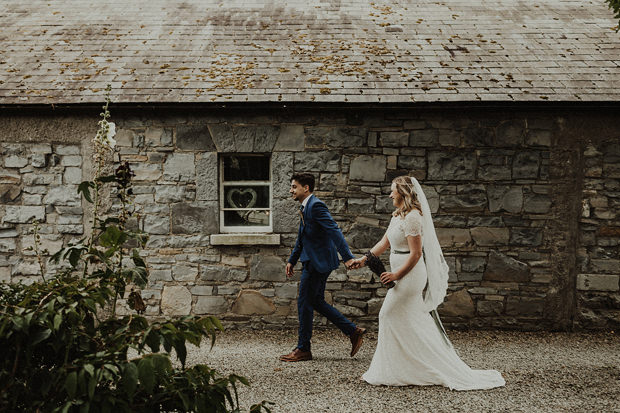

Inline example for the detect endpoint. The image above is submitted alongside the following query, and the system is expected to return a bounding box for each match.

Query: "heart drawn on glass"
[226,188,258,209]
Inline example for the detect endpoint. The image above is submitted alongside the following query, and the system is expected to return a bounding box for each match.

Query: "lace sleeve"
[403,211,423,237]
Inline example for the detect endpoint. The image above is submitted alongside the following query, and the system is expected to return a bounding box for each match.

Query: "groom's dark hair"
[291,173,315,192]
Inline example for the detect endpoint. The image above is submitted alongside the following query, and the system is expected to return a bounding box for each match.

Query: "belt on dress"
[391,250,410,254]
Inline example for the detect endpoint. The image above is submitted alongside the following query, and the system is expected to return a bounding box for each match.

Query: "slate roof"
[0,0,618,104]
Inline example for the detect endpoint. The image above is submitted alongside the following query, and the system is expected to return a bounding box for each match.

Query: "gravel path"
[185,329,620,413]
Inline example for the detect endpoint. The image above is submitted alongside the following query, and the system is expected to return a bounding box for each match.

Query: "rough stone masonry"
[0,106,618,331]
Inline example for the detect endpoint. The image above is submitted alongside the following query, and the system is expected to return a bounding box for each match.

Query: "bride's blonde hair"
[392,176,423,218]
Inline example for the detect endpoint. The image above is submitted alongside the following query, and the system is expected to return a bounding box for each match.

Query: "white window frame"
[219,154,272,233]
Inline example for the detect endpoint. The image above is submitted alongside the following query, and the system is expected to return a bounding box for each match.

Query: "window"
[219,154,272,233]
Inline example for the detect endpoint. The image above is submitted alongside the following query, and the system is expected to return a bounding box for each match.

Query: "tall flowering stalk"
[27,220,47,282]
[68,85,146,316]
[88,84,116,253]
[80,86,144,316]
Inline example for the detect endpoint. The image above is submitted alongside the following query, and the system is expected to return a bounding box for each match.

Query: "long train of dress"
[362,244,505,390]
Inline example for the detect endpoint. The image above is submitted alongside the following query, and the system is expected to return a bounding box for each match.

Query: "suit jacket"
[288,195,354,274]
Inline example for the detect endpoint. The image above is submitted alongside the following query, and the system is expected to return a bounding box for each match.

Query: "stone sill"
[210,233,281,246]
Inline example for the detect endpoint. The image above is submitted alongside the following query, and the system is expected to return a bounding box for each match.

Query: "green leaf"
[235,375,250,386]
[173,339,187,368]
[122,362,139,397]
[162,335,172,353]
[60,402,73,413]
[118,232,128,246]
[102,364,118,381]
[83,364,95,377]
[131,249,146,268]
[88,375,96,399]
[78,369,87,394]
[24,312,33,326]
[99,230,114,248]
[83,299,96,312]
[99,225,127,248]
[51,247,64,264]
[78,181,95,203]
[138,357,155,394]
[124,267,148,287]
[85,249,109,266]
[68,248,82,268]
[53,313,62,330]
[65,371,77,398]
[100,217,121,228]
[212,316,224,331]
[179,392,191,410]
[250,401,274,413]
[145,330,160,353]
[31,328,51,346]
[151,354,172,376]
[96,174,117,183]
[12,316,26,331]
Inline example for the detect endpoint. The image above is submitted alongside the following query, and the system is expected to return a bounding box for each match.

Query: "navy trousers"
[297,262,356,351]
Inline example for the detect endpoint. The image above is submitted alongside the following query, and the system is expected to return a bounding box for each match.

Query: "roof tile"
[0,0,618,104]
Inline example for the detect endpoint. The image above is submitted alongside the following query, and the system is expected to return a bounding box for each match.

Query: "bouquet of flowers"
[364,251,395,289]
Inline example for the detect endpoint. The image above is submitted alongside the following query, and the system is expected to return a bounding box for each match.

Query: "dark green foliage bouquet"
[608,0,620,30]
[0,88,271,413]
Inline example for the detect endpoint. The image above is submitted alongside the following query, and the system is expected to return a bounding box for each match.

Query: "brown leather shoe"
[349,327,366,357]
[279,348,313,362]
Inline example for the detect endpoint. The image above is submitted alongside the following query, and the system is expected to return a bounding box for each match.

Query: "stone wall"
[1,143,83,283]
[1,106,618,331]
[576,138,620,329]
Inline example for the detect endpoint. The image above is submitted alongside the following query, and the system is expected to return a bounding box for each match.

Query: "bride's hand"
[349,257,366,270]
[380,272,398,284]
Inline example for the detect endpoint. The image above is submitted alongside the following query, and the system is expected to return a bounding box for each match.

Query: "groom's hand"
[344,258,355,269]
[285,263,294,278]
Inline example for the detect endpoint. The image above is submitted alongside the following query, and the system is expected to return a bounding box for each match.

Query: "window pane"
[224,210,270,227]
[223,155,269,181]
[224,185,269,209]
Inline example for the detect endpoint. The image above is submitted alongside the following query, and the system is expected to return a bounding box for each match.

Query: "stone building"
[1,1,619,330]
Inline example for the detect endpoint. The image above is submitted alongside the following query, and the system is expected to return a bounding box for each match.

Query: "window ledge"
[210,233,281,246]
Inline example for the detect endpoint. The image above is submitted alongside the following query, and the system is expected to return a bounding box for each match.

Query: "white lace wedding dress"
[362,210,506,390]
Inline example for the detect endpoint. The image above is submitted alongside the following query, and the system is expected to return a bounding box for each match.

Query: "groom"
[280,173,366,362]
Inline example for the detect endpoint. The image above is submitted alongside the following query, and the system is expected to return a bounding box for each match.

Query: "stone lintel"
[211,233,281,246]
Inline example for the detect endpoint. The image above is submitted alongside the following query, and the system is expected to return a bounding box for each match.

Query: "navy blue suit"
[288,194,357,351]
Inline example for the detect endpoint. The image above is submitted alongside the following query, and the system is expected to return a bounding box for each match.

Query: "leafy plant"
[0,88,271,413]
[607,0,620,30]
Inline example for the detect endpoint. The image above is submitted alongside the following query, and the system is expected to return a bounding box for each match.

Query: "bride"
[350,176,505,390]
